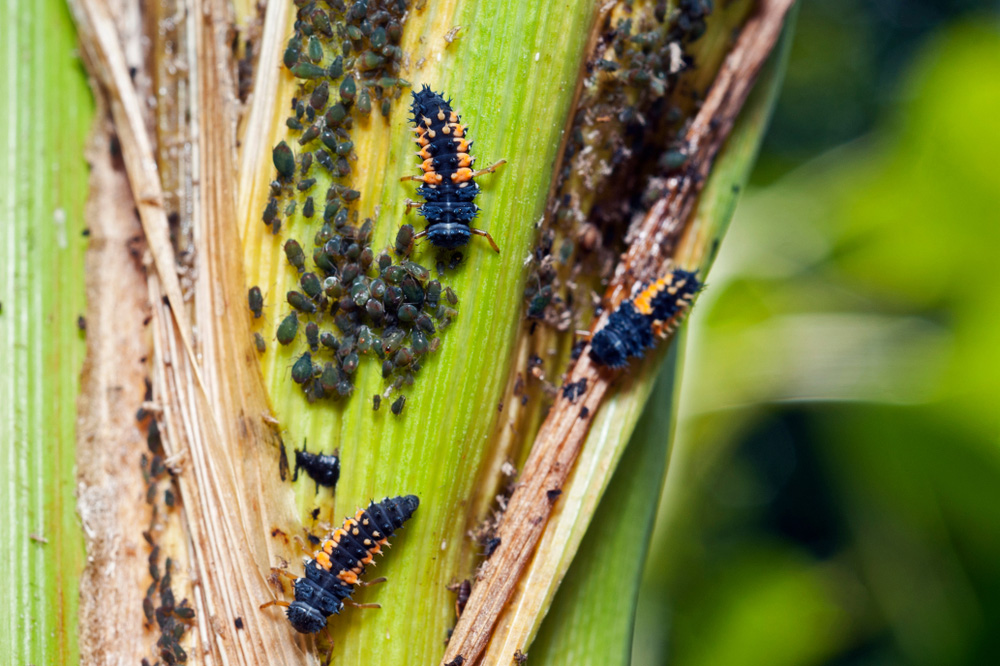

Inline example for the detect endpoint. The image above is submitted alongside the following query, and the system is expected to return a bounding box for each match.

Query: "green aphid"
[300,152,313,175]
[527,285,553,318]
[333,208,349,227]
[271,218,282,234]
[341,188,360,202]
[365,299,384,321]
[305,322,320,351]
[339,75,357,104]
[340,263,360,285]
[345,242,361,261]
[283,36,302,69]
[394,224,414,256]
[323,276,342,299]
[342,352,359,374]
[300,272,323,299]
[284,239,306,272]
[370,26,387,49]
[310,80,329,109]
[303,197,315,218]
[346,25,363,41]
[315,148,334,172]
[402,261,430,283]
[307,36,324,63]
[425,280,441,309]
[291,62,327,79]
[357,89,372,115]
[284,200,297,216]
[286,117,304,131]
[335,379,354,398]
[297,178,316,192]
[376,253,392,273]
[272,141,295,179]
[415,314,435,334]
[319,363,339,394]
[253,332,266,354]
[382,360,394,378]
[383,285,404,311]
[277,312,299,345]
[393,347,413,368]
[382,265,405,284]
[350,281,370,308]
[311,8,333,36]
[287,290,317,314]
[315,222,333,246]
[381,99,392,117]
[248,286,263,318]
[386,20,402,43]
[320,129,338,153]
[381,329,405,355]
[357,326,374,353]
[336,157,352,177]
[336,140,353,157]
[359,51,384,71]
[291,352,314,384]
[401,276,424,305]
[360,247,374,270]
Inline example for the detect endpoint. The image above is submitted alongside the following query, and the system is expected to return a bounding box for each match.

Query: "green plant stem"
[0,0,93,662]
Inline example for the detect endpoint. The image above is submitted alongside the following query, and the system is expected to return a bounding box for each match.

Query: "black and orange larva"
[589,269,701,368]
[262,495,419,633]
[401,86,505,252]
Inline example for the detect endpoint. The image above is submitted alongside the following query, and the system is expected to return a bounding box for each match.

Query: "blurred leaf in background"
[635,11,1000,666]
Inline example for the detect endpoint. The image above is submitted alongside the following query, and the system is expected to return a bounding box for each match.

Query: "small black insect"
[248,286,263,318]
[261,495,420,634]
[401,86,505,252]
[293,441,340,492]
[589,269,701,368]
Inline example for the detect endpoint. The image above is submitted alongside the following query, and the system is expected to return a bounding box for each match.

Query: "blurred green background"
[633,2,1000,664]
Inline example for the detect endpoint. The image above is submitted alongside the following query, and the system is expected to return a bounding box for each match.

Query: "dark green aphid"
[381,328,405,355]
[415,314,435,334]
[339,75,357,105]
[369,278,386,300]
[307,35,323,63]
[315,223,333,246]
[373,394,381,411]
[285,200,297,216]
[401,277,424,306]
[287,290,317,314]
[284,36,302,69]
[357,89,372,115]
[383,285,404,311]
[312,8,333,36]
[310,81,329,110]
[336,140,353,157]
[325,103,347,128]
[320,331,339,350]
[334,312,358,335]
[365,298,384,321]
[397,304,418,323]
[323,202,341,223]
[315,148,335,172]
[305,378,327,402]
[321,129,338,153]
[370,26,387,49]
[269,180,283,197]
[425,280,441,309]
[305,322,320,351]
[313,247,337,275]
[300,272,322,299]
[291,62,327,79]
[248,286,263,318]
[342,352,359,374]
[395,224,414,256]
[286,117,304,131]
[327,56,344,80]
[302,197,315,218]
[341,263,360,285]
[297,178,316,192]
[394,347,413,367]
[277,312,299,345]
[295,101,306,120]
[284,239,306,272]
[324,237,343,257]
[346,24,363,41]
[387,20,402,43]
[291,352,314,384]
[263,198,279,224]
[320,363,339,393]
[383,265,405,284]
[341,188,360,202]
[402,261,429,283]
[300,152,313,175]
[377,253,392,272]
[305,105,316,122]
[323,276,342,299]
[350,281,370,308]
[411,330,429,355]
[271,218,282,234]
[335,379,354,398]
[382,360,394,378]
[527,285,552,318]
[381,99,392,117]
[253,332,267,353]
[345,242,361,261]
[390,395,405,415]
[659,149,688,171]
[273,141,296,179]
[359,51,384,71]
[298,125,320,146]
[359,247,374,270]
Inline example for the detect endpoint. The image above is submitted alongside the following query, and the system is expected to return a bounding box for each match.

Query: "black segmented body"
[589,270,701,368]
[405,86,498,250]
[293,447,340,490]
[280,495,419,633]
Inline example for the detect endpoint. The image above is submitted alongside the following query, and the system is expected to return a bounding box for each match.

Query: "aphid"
[277,312,299,345]
[588,269,701,368]
[253,332,267,354]
[284,239,306,272]
[287,290,317,314]
[293,441,340,491]
[401,86,505,252]
[305,322,320,351]
[261,496,420,633]
[390,395,405,415]
[248,286,264,318]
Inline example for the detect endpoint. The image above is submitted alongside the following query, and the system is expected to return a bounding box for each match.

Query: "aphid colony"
[255,0,468,405]
[401,86,505,252]
[263,495,420,633]
[589,269,701,368]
